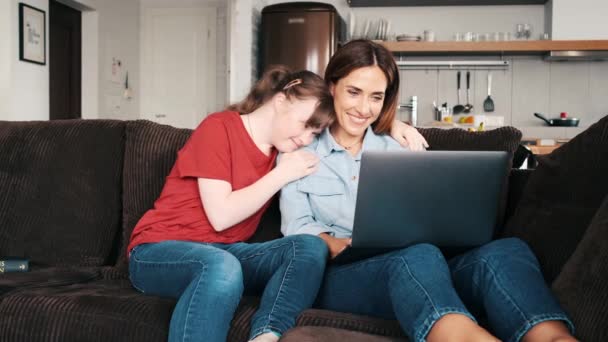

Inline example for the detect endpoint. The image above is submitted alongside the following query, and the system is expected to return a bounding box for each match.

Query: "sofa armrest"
[552,194,608,341]
[503,168,534,226]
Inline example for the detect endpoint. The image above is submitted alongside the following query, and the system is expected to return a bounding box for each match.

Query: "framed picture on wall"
[19,3,46,65]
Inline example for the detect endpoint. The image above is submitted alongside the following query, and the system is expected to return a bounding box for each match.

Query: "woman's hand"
[391,120,429,151]
[319,233,351,259]
[276,150,319,184]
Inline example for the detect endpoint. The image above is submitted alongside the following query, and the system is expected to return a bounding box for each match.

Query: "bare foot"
[427,313,500,342]
[249,332,280,342]
[521,321,578,342]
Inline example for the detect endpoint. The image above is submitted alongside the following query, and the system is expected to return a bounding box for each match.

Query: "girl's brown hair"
[324,39,399,134]
[227,65,335,129]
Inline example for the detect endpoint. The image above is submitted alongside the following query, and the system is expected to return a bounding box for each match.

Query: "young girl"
[280,40,576,342]
[127,66,335,342]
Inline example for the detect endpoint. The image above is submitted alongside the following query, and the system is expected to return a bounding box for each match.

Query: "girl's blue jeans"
[128,234,328,342]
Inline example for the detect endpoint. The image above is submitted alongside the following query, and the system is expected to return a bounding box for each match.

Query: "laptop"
[331,150,510,265]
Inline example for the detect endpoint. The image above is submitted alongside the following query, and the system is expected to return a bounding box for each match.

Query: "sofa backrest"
[418,126,522,152]
[115,123,523,268]
[0,119,524,272]
[0,120,125,267]
[114,120,192,272]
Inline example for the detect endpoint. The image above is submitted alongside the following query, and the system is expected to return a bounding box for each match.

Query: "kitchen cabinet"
[347,0,547,6]
[548,0,608,40]
[382,40,608,55]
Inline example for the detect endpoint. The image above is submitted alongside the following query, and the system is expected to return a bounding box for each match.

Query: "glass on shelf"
[515,24,524,39]
[523,24,532,40]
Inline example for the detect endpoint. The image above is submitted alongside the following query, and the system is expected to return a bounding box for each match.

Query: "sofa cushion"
[418,126,522,153]
[552,194,608,342]
[296,308,406,339]
[115,120,192,273]
[0,282,270,342]
[501,116,608,282]
[116,120,286,274]
[247,197,284,243]
[0,280,174,342]
[0,266,99,295]
[0,120,125,267]
[282,326,407,342]
[419,126,522,230]
[225,296,407,342]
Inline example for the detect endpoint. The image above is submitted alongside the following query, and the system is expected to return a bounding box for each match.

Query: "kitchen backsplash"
[397,56,608,139]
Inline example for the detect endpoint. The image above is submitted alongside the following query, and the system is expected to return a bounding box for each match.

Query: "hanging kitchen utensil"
[384,20,391,40]
[453,71,465,114]
[483,72,495,112]
[533,112,580,127]
[362,18,370,39]
[464,71,473,113]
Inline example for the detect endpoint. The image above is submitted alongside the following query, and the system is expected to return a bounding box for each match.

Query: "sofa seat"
[0,279,284,342]
[296,309,406,339]
[0,266,99,295]
[227,297,407,342]
[0,279,173,342]
[282,326,408,342]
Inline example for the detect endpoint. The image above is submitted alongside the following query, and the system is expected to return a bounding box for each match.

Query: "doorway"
[141,7,217,129]
[49,0,81,120]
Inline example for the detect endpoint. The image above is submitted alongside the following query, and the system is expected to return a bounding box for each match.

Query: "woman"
[280,40,576,342]
[127,67,335,342]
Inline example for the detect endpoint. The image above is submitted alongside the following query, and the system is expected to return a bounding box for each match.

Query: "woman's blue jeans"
[314,238,573,342]
[449,238,574,342]
[128,234,328,342]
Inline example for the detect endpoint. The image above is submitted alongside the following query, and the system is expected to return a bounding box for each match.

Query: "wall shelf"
[382,40,608,55]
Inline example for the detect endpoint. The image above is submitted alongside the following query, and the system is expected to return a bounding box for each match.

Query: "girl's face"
[271,96,323,153]
[330,65,387,138]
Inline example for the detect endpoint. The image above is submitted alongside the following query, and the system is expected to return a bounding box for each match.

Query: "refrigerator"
[260,2,343,77]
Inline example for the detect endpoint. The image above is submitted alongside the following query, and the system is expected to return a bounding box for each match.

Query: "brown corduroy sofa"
[0,118,606,342]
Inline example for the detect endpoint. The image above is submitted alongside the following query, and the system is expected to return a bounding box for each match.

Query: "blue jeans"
[315,243,474,342]
[449,238,574,342]
[128,234,328,342]
[315,239,573,342]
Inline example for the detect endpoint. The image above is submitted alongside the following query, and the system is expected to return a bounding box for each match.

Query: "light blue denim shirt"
[280,127,407,238]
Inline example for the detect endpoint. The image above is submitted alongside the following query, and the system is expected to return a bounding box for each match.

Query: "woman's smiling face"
[330,65,388,139]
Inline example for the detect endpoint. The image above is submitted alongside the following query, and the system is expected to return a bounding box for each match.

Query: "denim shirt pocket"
[297,176,345,226]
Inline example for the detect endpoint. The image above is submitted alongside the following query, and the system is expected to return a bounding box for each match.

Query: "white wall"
[351,5,545,42]
[227,0,254,103]
[258,0,349,18]
[0,0,139,121]
[94,0,140,120]
[1,0,50,121]
[81,9,98,119]
[0,0,12,120]
[548,0,608,40]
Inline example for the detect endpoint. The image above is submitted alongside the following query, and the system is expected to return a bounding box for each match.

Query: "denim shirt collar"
[315,126,389,161]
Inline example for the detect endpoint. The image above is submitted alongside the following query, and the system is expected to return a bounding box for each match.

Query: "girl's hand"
[276,150,319,184]
[319,233,351,259]
[391,121,429,151]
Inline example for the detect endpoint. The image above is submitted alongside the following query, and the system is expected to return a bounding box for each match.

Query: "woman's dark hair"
[227,65,335,129]
[324,39,399,134]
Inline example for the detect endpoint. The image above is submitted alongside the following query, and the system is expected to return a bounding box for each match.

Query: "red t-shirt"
[127,111,278,253]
